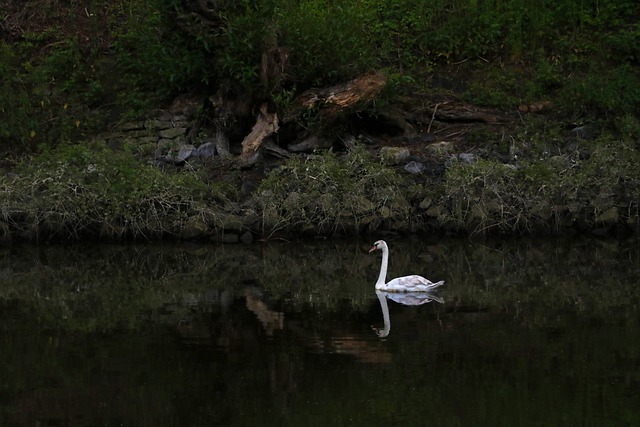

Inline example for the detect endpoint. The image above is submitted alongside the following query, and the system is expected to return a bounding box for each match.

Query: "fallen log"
[284,72,387,122]
[424,101,506,124]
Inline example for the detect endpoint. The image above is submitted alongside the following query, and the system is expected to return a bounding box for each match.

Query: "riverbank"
[2,1,639,242]
[2,105,639,242]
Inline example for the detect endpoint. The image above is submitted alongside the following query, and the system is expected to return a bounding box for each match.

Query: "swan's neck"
[376,291,390,337]
[375,246,389,288]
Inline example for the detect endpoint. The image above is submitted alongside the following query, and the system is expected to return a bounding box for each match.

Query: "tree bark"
[284,72,387,122]
[240,103,279,158]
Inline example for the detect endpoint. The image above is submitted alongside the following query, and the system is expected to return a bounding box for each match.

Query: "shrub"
[1,142,229,240]
[110,0,210,117]
[255,145,411,235]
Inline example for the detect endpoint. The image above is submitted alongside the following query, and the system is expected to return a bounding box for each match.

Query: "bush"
[110,0,211,117]
[1,142,229,239]
[255,146,412,235]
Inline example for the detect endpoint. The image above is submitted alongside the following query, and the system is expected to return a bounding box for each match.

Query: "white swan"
[369,240,445,292]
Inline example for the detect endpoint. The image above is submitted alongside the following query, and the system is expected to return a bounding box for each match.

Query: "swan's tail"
[429,280,445,289]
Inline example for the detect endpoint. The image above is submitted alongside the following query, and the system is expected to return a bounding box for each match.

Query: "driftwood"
[240,103,279,158]
[424,101,506,124]
[284,72,387,122]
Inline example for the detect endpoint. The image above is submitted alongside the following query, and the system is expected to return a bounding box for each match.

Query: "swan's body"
[369,240,444,292]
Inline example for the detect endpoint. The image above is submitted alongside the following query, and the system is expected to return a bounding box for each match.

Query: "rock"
[119,121,145,131]
[380,147,410,165]
[176,144,196,163]
[262,136,290,158]
[195,142,217,159]
[404,161,425,174]
[419,198,433,210]
[136,136,160,146]
[425,205,445,218]
[352,195,374,212]
[531,201,553,221]
[425,141,454,157]
[159,127,187,139]
[214,129,231,158]
[182,216,208,239]
[240,231,254,244]
[458,153,476,163]
[144,119,173,131]
[288,135,333,153]
[238,150,262,169]
[597,207,618,225]
[284,192,301,210]
[569,124,597,139]
[240,209,260,227]
[215,213,245,231]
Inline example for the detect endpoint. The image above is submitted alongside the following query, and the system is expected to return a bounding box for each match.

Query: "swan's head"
[369,240,387,253]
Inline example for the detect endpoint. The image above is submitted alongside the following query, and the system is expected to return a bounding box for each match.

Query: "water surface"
[0,237,638,426]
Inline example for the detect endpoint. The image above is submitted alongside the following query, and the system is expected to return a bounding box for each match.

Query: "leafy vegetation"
[2,0,639,150]
[0,142,231,239]
[256,146,412,235]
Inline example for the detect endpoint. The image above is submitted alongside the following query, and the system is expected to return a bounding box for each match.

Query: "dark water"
[0,237,639,426]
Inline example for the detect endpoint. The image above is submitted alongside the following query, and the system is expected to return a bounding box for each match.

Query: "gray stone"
[159,127,187,139]
[262,136,290,158]
[289,135,333,153]
[137,136,159,145]
[380,147,410,165]
[425,141,454,157]
[182,216,208,239]
[144,119,174,130]
[214,129,231,158]
[216,213,245,230]
[195,142,217,159]
[404,161,425,174]
[419,198,433,210]
[119,121,145,131]
[570,124,597,139]
[458,153,476,163]
[176,145,196,162]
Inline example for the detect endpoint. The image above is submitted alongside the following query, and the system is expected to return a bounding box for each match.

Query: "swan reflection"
[373,290,444,338]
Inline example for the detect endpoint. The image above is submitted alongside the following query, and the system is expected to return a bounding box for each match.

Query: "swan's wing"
[386,275,445,291]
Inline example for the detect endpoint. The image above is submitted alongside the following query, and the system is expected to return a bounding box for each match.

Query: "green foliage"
[441,137,640,234]
[275,1,378,86]
[2,0,639,152]
[256,145,411,235]
[558,64,640,118]
[110,0,210,117]
[0,142,229,239]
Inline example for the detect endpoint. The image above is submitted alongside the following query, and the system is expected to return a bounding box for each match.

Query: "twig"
[427,103,439,134]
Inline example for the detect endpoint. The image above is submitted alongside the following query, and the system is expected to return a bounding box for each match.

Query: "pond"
[0,236,639,426]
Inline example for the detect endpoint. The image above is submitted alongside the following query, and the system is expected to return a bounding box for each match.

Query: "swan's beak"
[369,246,377,253]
